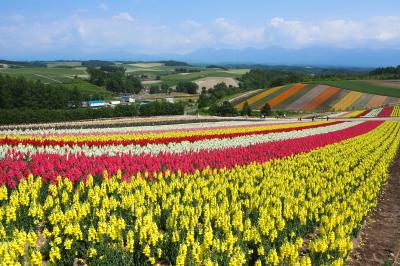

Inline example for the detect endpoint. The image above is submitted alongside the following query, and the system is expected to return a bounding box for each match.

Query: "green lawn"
[311,80,400,98]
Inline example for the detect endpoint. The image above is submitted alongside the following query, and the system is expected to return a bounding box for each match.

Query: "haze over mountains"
[4,47,399,68]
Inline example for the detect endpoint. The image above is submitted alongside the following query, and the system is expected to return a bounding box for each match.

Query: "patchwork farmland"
[235,83,400,111]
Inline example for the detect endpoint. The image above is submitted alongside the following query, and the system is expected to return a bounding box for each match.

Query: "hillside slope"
[235,83,400,111]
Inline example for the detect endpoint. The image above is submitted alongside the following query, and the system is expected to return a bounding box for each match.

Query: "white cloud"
[212,18,266,48]
[267,16,400,48]
[112,12,135,22]
[0,15,399,57]
[100,3,108,11]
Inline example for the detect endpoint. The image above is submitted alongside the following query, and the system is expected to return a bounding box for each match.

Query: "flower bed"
[0,120,398,265]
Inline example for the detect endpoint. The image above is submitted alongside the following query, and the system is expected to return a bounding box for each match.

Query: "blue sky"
[1,0,400,60]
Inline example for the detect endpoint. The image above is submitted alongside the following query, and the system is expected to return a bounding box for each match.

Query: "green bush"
[139,101,184,116]
[209,101,238,117]
[0,105,137,125]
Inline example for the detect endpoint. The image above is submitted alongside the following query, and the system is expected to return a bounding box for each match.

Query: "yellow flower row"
[332,91,363,111]
[391,105,400,117]
[235,86,284,109]
[0,121,399,265]
[340,110,363,118]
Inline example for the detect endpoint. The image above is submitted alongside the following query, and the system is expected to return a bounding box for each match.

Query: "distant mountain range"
[2,47,400,68]
[182,47,400,68]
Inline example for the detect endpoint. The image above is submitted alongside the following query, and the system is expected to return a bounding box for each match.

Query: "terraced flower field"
[235,83,400,111]
[336,105,400,118]
[1,119,400,265]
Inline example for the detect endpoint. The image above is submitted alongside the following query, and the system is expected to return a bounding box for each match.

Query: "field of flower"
[335,105,400,118]
[0,119,399,265]
[235,83,400,111]
[392,106,400,117]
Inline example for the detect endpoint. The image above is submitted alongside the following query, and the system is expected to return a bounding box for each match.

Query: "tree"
[160,83,170,93]
[69,87,83,108]
[125,75,143,94]
[240,101,252,116]
[260,102,272,116]
[176,81,198,94]
[105,74,124,93]
[87,67,106,86]
[209,101,238,117]
[0,76,13,109]
[197,92,210,108]
[149,85,160,94]
[87,66,142,94]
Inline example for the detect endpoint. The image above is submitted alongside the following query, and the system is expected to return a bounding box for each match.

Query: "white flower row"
[362,108,382,117]
[0,120,297,136]
[0,121,362,158]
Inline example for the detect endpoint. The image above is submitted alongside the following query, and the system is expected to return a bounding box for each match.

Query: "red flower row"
[378,106,394,117]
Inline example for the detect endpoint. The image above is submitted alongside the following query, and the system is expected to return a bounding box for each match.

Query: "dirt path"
[34,74,62,83]
[348,149,400,265]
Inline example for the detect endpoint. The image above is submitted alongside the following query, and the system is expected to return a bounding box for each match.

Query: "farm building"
[137,99,153,106]
[87,100,106,108]
[121,96,135,103]
[109,100,121,106]
[165,97,174,103]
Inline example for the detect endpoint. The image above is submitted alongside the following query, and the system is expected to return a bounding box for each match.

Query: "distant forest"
[87,66,143,94]
[369,65,400,77]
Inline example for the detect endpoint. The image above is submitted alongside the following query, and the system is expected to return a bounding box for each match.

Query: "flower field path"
[349,149,400,266]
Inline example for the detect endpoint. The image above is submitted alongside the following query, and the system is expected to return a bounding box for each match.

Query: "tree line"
[87,66,143,94]
[369,65,400,78]
[197,82,246,108]
[0,75,84,109]
[238,66,400,90]
[0,101,185,125]
[239,69,305,90]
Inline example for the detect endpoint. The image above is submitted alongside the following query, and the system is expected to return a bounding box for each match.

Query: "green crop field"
[0,63,248,87]
[223,68,250,75]
[312,80,400,98]
[0,67,86,83]
[160,69,244,86]
[0,63,249,102]
[47,61,82,68]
